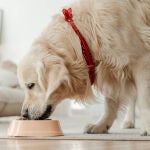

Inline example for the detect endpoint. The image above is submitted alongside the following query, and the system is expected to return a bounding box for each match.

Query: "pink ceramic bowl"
[7,120,63,137]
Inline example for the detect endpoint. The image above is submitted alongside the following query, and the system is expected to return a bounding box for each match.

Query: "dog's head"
[18,45,92,120]
[18,48,75,120]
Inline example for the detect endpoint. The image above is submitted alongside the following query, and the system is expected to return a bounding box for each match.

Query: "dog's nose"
[21,109,29,119]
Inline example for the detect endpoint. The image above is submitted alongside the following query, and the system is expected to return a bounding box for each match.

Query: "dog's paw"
[84,123,110,134]
[140,128,150,136]
[122,120,135,129]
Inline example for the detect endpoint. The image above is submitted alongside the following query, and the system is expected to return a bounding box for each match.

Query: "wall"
[0,0,74,63]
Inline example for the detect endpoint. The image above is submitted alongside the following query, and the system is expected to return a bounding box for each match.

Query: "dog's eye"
[26,83,35,90]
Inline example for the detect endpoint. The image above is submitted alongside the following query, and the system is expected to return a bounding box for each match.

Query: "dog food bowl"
[7,120,63,137]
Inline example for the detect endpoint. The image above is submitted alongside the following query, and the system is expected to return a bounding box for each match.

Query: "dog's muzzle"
[21,105,52,120]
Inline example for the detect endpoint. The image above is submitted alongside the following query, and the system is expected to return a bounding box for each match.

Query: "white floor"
[0,114,141,137]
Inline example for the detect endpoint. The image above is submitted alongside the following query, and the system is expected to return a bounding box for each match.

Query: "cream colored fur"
[18,0,150,135]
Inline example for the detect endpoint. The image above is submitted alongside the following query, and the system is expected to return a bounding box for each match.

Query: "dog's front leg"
[122,98,136,129]
[85,98,118,134]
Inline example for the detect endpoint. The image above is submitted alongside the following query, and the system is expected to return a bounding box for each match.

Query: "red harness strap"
[62,8,95,85]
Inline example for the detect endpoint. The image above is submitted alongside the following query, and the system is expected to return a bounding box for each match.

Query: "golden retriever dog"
[18,0,150,135]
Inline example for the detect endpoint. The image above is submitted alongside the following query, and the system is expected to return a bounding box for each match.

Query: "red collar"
[62,8,95,85]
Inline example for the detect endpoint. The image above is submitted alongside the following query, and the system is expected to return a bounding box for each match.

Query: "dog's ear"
[36,61,47,91]
[42,55,71,101]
